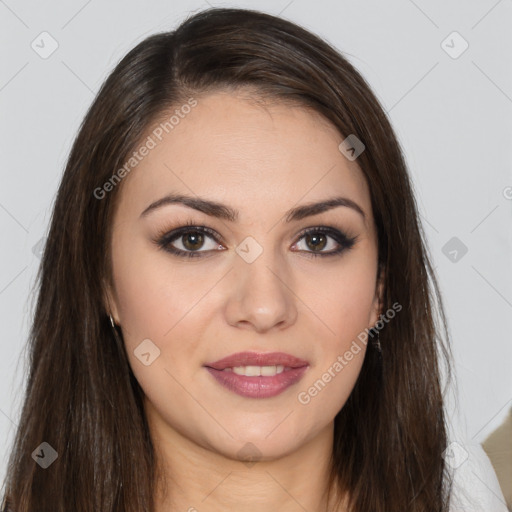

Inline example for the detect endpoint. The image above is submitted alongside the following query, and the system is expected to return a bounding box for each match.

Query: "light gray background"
[1,0,511,489]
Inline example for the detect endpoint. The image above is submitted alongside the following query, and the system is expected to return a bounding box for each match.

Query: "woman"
[0,7,494,511]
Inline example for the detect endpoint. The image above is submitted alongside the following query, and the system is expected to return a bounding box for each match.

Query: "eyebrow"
[139,193,366,223]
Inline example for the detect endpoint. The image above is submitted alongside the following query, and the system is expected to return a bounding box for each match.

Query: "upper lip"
[204,351,309,370]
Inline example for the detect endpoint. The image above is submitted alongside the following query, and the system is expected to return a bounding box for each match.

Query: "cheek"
[111,241,223,400]
[111,240,211,344]
[111,248,212,411]
[295,256,375,417]
[296,326,367,433]
[309,257,377,340]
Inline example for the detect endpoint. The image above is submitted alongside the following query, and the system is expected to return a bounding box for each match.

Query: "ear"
[102,277,120,324]
[369,263,385,328]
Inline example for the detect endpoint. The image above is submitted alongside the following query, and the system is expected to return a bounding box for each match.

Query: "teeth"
[227,365,285,376]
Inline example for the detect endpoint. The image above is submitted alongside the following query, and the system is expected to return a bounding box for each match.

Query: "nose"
[224,242,298,333]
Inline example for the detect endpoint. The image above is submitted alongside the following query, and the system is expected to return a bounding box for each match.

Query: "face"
[106,89,382,462]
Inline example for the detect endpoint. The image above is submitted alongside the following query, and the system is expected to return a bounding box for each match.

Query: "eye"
[155,222,357,259]
[156,222,224,258]
[292,226,357,258]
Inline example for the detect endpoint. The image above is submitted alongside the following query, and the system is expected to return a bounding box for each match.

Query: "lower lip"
[205,366,309,398]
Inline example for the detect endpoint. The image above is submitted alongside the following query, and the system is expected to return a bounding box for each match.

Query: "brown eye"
[156,225,224,258]
[156,223,357,260]
[293,227,357,258]
[304,232,328,252]
[181,231,206,251]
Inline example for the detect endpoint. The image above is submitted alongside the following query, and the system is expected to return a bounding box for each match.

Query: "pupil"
[184,232,203,250]
[307,233,326,251]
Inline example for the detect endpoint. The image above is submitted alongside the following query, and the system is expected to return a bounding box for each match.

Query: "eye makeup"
[152,218,359,259]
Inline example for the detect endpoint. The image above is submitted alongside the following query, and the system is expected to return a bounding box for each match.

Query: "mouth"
[204,351,309,370]
[204,351,310,399]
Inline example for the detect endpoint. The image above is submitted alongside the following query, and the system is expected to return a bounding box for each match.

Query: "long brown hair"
[1,7,454,511]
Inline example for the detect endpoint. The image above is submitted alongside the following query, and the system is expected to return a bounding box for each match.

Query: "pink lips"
[205,351,309,370]
[204,351,309,399]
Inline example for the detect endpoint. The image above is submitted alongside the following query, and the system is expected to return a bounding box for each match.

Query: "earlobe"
[102,279,120,324]
[370,265,386,328]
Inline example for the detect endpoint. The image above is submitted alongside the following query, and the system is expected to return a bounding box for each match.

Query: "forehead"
[115,90,372,227]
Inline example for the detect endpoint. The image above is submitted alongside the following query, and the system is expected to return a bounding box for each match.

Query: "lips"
[204,351,310,399]
[204,351,309,371]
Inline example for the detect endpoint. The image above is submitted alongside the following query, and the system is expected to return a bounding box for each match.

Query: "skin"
[106,89,383,512]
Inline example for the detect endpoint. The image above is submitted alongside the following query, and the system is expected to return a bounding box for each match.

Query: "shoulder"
[447,438,509,512]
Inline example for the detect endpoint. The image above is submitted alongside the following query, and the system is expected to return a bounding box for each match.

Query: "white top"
[448,438,509,511]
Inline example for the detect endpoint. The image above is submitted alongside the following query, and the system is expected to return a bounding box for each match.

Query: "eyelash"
[154,219,358,259]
